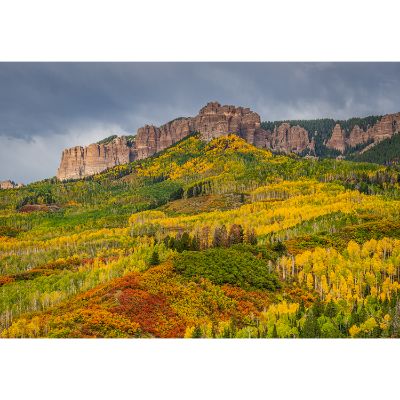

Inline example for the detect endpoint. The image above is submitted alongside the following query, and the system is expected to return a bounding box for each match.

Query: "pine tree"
[149,250,160,266]
[180,232,191,251]
[272,324,279,338]
[272,241,286,254]
[190,234,200,251]
[192,325,202,338]
[301,311,320,338]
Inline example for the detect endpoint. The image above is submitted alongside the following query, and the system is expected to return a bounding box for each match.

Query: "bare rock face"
[348,113,400,148]
[57,136,135,180]
[135,118,192,159]
[265,123,310,153]
[326,124,346,153]
[347,125,369,148]
[0,180,24,189]
[57,102,270,180]
[326,112,400,153]
[193,102,263,144]
[56,102,400,181]
[134,102,265,159]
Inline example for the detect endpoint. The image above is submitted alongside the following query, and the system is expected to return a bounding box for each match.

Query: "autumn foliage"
[1,134,400,338]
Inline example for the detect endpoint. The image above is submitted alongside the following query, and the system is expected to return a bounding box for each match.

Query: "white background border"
[1,0,400,61]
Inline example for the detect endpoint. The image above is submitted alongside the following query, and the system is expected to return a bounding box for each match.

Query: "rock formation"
[265,123,311,153]
[57,136,135,181]
[0,180,24,189]
[326,113,400,153]
[56,102,400,180]
[347,113,400,148]
[193,102,264,144]
[57,102,270,180]
[326,124,346,153]
[134,102,266,159]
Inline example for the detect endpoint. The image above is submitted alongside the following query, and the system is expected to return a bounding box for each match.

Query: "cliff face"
[56,102,400,180]
[347,113,400,148]
[57,136,135,181]
[326,113,400,153]
[194,102,263,144]
[326,124,346,153]
[265,123,310,153]
[57,102,269,180]
[135,102,265,159]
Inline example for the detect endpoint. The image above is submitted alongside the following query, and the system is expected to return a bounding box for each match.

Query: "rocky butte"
[57,102,400,180]
[57,102,270,180]
[0,180,24,190]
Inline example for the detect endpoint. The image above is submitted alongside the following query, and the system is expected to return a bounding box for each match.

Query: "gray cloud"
[1,62,400,183]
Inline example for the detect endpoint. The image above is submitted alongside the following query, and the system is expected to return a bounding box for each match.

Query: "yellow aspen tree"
[306,273,314,290]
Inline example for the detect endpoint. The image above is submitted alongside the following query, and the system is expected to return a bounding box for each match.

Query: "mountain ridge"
[56,102,400,180]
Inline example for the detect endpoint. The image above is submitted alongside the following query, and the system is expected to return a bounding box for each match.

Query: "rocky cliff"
[57,102,400,180]
[265,123,311,153]
[134,102,266,159]
[0,180,24,189]
[57,136,136,181]
[57,102,269,180]
[326,113,400,153]
[326,124,346,153]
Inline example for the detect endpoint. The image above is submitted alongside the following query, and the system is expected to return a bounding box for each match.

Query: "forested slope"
[348,133,400,165]
[1,134,400,338]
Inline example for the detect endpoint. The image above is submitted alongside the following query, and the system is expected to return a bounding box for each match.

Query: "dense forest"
[1,133,400,337]
[348,133,400,165]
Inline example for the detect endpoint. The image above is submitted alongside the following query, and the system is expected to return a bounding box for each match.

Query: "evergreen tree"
[301,311,320,338]
[180,232,191,251]
[311,298,323,318]
[190,233,200,251]
[272,241,286,254]
[325,299,337,318]
[272,324,279,338]
[168,236,176,250]
[192,325,202,338]
[149,249,160,266]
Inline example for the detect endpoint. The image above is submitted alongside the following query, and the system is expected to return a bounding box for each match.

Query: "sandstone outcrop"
[326,124,346,153]
[194,102,264,144]
[265,123,310,153]
[56,102,400,180]
[57,136,135,181]
[347,113,400,148]
[326,112,400,153]
[135,102,266,159]
[57,102,270,180]
[0,180,24,189]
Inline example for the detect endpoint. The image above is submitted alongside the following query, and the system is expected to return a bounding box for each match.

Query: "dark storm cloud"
[1,62,400,182]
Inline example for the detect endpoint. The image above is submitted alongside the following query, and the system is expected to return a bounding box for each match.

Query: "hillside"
[1,134,400,338]
[348,133,400,165]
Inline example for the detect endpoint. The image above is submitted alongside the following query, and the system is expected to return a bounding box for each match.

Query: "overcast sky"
[1,62,400,183]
